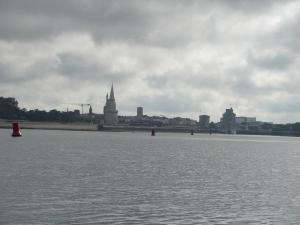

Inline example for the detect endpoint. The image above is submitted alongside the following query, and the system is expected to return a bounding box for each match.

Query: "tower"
[221,107,236,134]
[103,84,118,125]
[199,115,210,128]
[137,107,143,119]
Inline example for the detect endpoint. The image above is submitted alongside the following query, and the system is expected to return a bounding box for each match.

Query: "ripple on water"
[1,130,300,224]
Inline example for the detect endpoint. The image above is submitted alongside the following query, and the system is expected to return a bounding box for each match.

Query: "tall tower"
[137,107,143,119]
[221,107,236,134]
[103,84,118,125]
[199,115,210,128]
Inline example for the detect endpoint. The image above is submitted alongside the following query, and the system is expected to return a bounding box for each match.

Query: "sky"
[1,0,300,123]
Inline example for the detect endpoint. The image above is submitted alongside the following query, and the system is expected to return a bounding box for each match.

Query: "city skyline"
[1,1,300,123]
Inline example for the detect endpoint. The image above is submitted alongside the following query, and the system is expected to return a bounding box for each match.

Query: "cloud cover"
[1,0,300,122]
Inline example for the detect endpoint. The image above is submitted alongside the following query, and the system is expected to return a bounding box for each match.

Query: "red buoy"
[11,122,22,137]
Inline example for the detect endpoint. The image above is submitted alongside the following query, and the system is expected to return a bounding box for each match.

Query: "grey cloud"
[227,69,292,98]
[220,0,281,12]
[256,3,300,54]
[0,49,135,87]
[144,75,170,89]
[259,96,300,113]
[271,16,300,52]
[56,53,99,78]
[248,52,294,71]
[133,93,194,114]
[0,0,287,47]
[56,52,136,83]
[0,60,42,84]
[0,0,153,42]
[1,0,300,122]
[0,62,11,82]
[142,62,296,104]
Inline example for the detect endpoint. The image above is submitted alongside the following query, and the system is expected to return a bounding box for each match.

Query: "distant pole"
[151,128,155,136]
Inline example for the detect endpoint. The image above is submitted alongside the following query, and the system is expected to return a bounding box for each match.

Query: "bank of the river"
[0,120,215,133]
[0,120,97,131]
[1,120,300,137]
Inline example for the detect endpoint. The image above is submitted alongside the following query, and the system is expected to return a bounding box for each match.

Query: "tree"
[0,97,19,119]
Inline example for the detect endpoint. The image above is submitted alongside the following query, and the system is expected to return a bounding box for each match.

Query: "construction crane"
[68,103,91,114]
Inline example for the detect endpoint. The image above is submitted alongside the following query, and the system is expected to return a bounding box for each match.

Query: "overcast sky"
[1,0,300,123]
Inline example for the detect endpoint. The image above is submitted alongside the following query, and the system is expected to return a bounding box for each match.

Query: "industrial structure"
[68,103,91,114]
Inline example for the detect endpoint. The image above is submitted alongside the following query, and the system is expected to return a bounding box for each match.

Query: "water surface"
[1,129,300,224]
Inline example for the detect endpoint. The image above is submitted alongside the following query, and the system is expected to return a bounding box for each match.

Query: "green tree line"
[0,96,85,122]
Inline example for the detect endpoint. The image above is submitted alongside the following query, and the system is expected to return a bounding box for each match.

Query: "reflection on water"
[1,129,300,224]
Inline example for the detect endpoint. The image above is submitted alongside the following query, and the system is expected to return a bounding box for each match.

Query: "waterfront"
[1,129,300,224]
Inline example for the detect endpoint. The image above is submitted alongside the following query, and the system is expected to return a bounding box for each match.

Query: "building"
[199,115,210,128]
[103,84,118,125]
[137,107,143,119]
[221,108,236,134]
[169,117,197,127]
[235,117,256,124]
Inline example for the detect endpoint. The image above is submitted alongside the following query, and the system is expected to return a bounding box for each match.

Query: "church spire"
[109,83,115,100]
[103,84,118,125]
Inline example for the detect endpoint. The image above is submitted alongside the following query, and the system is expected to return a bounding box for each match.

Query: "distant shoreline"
[1,120,300,137]
[0,121,97,132]
[0,121,201,133]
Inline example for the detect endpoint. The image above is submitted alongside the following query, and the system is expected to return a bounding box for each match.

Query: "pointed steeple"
[109,83,115,100]
[103,83,118,125]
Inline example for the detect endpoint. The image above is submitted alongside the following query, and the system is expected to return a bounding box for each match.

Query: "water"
[1,129,300,224]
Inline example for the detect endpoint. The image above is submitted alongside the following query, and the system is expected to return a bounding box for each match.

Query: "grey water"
[1,129,300,224]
